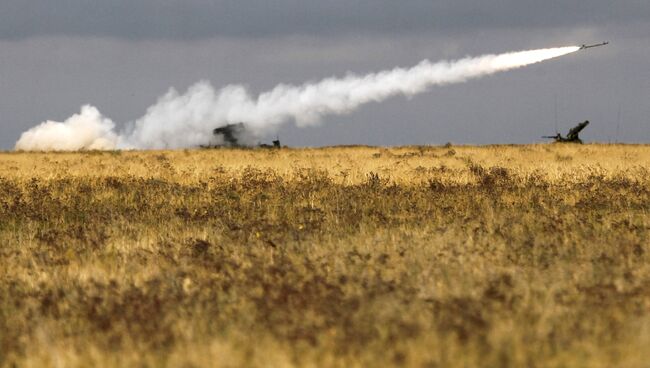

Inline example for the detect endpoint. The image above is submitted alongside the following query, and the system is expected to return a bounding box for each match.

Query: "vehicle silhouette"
[543,120,590,144]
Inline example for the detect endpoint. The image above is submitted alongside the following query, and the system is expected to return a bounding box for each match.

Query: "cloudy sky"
[1,1,648,149]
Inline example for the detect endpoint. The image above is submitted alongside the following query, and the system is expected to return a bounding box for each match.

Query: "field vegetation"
[1,144,649,367]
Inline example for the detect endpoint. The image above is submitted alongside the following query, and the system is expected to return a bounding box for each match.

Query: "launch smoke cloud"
[15,46,580,151]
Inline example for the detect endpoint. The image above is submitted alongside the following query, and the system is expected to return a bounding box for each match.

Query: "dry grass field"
[1,144,649,367]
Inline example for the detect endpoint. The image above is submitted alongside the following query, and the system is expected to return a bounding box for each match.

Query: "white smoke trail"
[15,46,579,151]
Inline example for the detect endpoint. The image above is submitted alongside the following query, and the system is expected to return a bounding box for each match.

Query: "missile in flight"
[579,42,609,50]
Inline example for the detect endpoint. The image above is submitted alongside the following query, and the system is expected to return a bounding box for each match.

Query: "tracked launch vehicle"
[212,123,247,147]
[543,120,590,144]
[204,122,281,148]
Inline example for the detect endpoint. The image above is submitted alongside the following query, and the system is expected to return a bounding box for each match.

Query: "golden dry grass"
[1,144,649,367]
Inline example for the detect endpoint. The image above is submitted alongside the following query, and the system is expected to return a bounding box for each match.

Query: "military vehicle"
[205,122,281,148]
[212,122,247,147]
[258,139,281,149]
[543,120,590,144]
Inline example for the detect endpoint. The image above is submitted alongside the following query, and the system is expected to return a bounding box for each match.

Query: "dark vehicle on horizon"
[203,122,281,149]
[543,120,590,144]
[212,122,247,147]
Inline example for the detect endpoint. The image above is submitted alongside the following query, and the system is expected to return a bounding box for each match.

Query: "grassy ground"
[0,144,649,367]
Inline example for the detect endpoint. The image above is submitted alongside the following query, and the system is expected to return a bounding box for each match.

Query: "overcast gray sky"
[1,1,648,149]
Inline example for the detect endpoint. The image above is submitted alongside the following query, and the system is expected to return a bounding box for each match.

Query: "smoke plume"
[15,105,118,151]
[15,46,579,151]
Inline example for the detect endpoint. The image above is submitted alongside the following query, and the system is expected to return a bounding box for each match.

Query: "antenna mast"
[554,94,559,134]
[615,104,621,144]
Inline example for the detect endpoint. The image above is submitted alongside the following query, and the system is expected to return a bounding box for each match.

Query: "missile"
[579,42,609,50]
